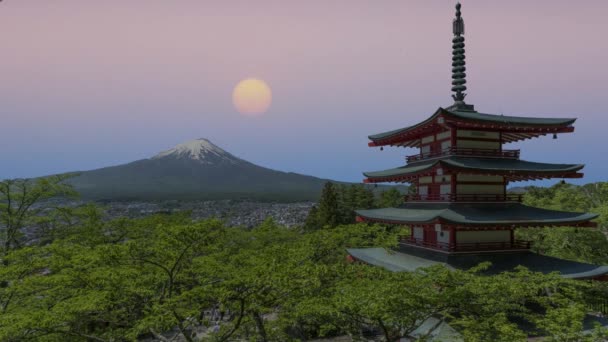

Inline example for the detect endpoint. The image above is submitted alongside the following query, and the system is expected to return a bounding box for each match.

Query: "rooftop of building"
[363,157,584,183]
[347,247,608,279]
[356,202,598,227]
[369,107,577,143]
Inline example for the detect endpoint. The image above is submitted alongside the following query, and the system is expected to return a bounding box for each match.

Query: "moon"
[232,78,272,116]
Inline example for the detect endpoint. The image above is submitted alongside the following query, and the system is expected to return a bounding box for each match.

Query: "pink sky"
[1,1,607,184]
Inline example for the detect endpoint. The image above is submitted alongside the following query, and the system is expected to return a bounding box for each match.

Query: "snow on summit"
[153,138,241,164]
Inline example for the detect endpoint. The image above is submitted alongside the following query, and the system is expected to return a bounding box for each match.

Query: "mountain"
[67,138,337,201]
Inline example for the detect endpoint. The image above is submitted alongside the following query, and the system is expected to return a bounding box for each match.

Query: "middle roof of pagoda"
[356,202,598,227]
[368,107,577,147]
[363,156,584,183]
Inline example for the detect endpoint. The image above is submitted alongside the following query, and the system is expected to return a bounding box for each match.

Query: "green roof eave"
[368,107,577,143]
[445,109,577,127]
[368,108,442,141]
[355,203,599,226]
[363,157,584,180]
[347,247,447,272]
[347,248,608,279]
[363,159,436,178]
[443,157,584,173]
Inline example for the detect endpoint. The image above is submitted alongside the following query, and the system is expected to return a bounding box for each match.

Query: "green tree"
[518,181,608,264]
[302,205,320,232]
[349,184,375,211]
[0,175,76,255]
[377,188,403,208]
[331,265,449,341]
[0,196,603,341]
[316,182,340,228]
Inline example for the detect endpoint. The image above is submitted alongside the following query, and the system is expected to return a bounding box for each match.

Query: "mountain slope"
[68,139,334,201]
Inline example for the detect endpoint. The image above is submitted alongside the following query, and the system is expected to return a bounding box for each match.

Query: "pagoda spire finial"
[451,2,470,110]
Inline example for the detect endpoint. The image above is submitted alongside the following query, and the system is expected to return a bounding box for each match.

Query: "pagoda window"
[437,229,450,246]
[440,184,452,197]
[437,130,451,141]
[413,226,424,242]
[434,175,451,183]
[419,176,433,184]
[421,135,435,144]
[441,140,452,152]
[421,144,431,155]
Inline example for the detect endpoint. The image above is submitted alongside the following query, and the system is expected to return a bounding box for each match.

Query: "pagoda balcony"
[399,237,532,253]
[406,147,520,163]
[404,193,523,203]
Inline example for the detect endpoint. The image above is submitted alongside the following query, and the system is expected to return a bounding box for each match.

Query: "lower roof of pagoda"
[346,247,608,279]
[363,157,584,183]
[368,107,576,147]
[355,202,598,227]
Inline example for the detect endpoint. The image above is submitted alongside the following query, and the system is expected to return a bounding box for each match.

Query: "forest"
[1,177,608,341]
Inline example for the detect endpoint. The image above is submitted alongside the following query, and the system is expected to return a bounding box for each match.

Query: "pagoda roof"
[355,202,598,227]
[363,157,584,183]
[347,247,608,279]
[368,107,576,147]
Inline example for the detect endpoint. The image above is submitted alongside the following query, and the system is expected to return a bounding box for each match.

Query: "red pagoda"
[349,3,608,279]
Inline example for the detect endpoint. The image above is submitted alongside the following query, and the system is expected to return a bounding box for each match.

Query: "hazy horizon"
[2,1,607,186]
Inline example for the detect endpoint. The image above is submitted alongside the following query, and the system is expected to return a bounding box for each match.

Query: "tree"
[302,205,320,232]
[316,182,340,228]
[518,181,608,264]
[0,195,604,341]
[377,188,403,208]
[331,265,449,341]
[0,174,76,255]
[0,211,223,341]
[304,183,379,229]
[348,184,375,211]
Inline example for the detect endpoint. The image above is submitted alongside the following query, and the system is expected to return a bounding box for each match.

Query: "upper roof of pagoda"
[368,107,577,148]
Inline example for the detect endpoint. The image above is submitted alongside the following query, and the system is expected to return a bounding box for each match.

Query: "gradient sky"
[1,1,607,186]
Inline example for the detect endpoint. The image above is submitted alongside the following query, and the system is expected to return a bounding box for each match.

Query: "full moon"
[232,78,272,116]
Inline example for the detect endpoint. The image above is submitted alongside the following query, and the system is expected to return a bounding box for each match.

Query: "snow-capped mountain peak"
[152,138,241,164]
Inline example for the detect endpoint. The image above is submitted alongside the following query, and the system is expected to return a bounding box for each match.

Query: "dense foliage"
[1,178,608,341]
[304,182,402,230]
[517,182,608,264]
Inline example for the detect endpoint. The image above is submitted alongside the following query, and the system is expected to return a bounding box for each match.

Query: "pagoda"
[349,3,608,279]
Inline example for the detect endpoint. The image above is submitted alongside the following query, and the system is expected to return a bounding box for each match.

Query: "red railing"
[400,237,531,252]
[404,193,523,202]
[406,147,520,163]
